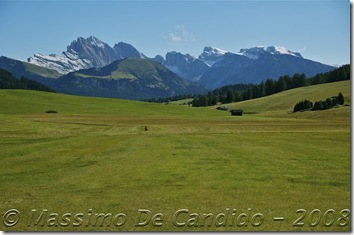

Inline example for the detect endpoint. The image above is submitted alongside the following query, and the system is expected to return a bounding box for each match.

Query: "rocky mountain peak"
[27,36,145,74]
[198,46,227,66]
[113,42,146,59]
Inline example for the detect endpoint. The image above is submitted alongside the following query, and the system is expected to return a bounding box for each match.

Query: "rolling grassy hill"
[1,80,349,116]
[0,80,350,231]
[217,80,350,119]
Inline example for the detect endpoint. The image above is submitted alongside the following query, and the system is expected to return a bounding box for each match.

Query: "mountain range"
[0,36,336,99]
[155,45,336,89]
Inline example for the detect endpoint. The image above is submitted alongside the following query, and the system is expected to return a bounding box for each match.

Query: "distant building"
[230,109,243,116]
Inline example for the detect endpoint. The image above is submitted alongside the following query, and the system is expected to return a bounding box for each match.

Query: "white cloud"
[163,25,196,44]
[168,33,183,42]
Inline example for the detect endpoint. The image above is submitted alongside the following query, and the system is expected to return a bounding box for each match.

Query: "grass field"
[0,80,350,231]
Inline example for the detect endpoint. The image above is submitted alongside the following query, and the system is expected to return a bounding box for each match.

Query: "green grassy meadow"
[0,80,350,231]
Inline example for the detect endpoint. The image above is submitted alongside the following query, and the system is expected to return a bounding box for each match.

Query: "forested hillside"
[0,68,55,92]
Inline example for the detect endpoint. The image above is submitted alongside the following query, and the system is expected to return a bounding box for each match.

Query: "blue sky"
[0,0,350,66]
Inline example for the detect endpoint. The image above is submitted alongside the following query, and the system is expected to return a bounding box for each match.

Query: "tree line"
[142,93,195,103]
[293,92,345,112]
[191,64,350,107]
[0,68,55,92]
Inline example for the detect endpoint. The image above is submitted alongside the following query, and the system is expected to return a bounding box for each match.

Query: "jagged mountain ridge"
[152,51,210,82]
[28,36,146,74]
[199,52,334,89]
[198,46,227,66]
[152,46,229,82]
[25,36,336,90]
[153,46,335,88]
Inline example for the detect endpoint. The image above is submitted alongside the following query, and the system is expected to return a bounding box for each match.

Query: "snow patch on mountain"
[237,46,303,60]
[198,46,228,66]
[28,52,91,74]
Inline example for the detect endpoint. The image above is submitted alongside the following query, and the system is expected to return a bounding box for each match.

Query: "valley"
[0,80,350,231]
